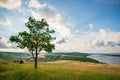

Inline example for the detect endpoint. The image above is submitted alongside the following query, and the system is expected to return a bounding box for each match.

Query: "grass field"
[0,60,120,80]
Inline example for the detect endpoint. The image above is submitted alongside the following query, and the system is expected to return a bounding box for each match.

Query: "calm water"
[87,54,120,65]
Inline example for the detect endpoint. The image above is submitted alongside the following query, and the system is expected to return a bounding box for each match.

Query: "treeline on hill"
[0,52,99,63]
[0,52,27,60]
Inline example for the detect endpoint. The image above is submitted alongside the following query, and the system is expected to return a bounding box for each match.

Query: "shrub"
[19,59,24,64]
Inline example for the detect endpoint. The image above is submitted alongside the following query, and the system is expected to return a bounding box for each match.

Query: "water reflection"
[87,55,120,65]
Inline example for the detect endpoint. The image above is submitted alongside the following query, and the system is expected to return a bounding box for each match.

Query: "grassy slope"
[0,60,120,80]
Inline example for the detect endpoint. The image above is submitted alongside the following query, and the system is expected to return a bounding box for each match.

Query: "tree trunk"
[34,47,38,68]
[34,56,37,68]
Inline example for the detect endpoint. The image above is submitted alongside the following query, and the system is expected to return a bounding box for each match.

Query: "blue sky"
[0,0,120,53]
[46,0,120,31]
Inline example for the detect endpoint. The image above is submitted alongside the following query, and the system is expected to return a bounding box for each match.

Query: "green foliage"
[9,17,55,68]
[10,17,55,53]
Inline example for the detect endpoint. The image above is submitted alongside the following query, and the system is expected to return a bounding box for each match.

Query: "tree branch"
[31,51,35,59]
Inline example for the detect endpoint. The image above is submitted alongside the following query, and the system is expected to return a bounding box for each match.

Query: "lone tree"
[10,17,55,68]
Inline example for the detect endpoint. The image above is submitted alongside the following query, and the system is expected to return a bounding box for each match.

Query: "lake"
[87,54,120,65]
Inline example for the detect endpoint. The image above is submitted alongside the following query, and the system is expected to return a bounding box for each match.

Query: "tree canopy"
[10,17,55,68]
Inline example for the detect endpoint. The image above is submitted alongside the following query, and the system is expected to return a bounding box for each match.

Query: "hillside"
[0,52,98,63]
[0,52,27,60]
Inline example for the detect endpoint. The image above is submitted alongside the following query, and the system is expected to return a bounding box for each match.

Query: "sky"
[0,0,120,53]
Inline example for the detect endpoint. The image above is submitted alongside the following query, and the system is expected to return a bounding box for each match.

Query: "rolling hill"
[0,52,99,63]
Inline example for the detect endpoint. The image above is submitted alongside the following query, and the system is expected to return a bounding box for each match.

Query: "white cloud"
[0,18,12,26]
[30,1,73,39]
[0,0,22,10]
[0,36,24,52]
[88,24,94,30]
[99,29,108,35]
[0,48,24,52]
[0,37,25,52]
[56,29,120,53]
[24,18,28,23]
[0,37,12,48]
[28,0,46,9]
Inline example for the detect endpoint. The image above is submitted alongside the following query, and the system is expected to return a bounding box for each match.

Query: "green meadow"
[0,60,120,80]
